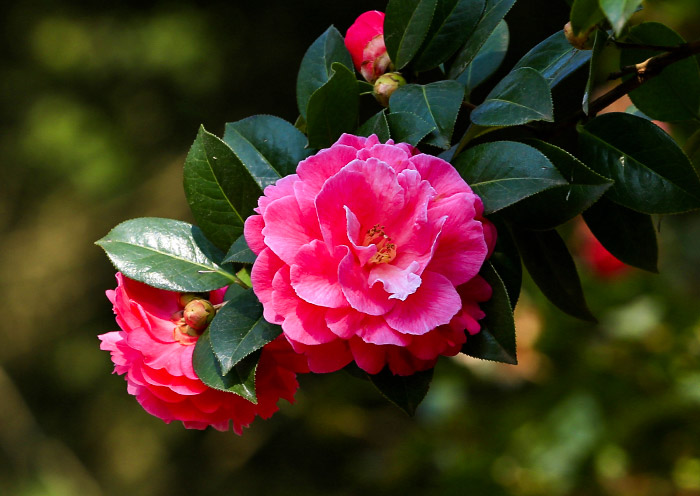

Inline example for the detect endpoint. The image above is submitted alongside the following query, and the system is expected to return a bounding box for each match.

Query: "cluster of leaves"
[97,0,700,415]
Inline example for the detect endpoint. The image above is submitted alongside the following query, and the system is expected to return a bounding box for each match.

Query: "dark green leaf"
[223,115,313,189]
[501,140,613,230]
[453,141,567,213]
[448,0,516,79]
[488,220,522,308]
[457,20,509,95]
[462,261,517,364]
[306,63,359,149]
[192,331,260,403]
[386,112,436,146]
[183,126,261,251]
[389,81,464,149]
[620,23,700,122]
[224,284,247,301]
[223,235,256,265]
[296,26,353,119]
[583,196,658,272]
[384,0,439,70]
[511,30,591,88]
[368,367,434,416]
[413,0,485,72]
[600,0,643,36]
[511,227,596,321]
[579,113,700,214]
[583,29,609,114]
[96,218,236,292]
[471,68,554,126]
[570,0,605,35]
[685,129,700,171]
[357,110,391,142]
[208,289,282,374]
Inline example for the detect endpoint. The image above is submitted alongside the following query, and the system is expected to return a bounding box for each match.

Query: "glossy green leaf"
[193,331,260,403]
[511,227,596,321]
[620,23,700,122]
[183,126,261,252]
[579,113,700,214]
[296,26,353,119]
[488,220,522,308]
[462,261,517,364]
[389,81,463,149]
[583,29,608,114]
[583,196,658,272]
[448,0,516,79]
[458,20,509,95]
[223,115,313,190]
[413,0,485,72]
[357,110,391,142]
[306,63,359,149]
[368,367,434,416]
[471,68,554,126]
[96,218,236,292]
[386,112,436,146]
[501,140,613,230]
[223,235,256,265]
[453,141,567,213]
[208,289,282,374]
[385,0,439,70]
[600,0,643,35]
[511,30,591,87]
[570,0,605,35]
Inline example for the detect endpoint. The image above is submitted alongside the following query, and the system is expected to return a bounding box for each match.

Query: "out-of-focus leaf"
[458,20,509,95]
[357,110,391,142]
[223,235,256,265]
[386,112,437,146]
[570,0,605,35]
[583,29,608,114]
[384,0,439,70]
[368,367,434,416]
[600,0,643,36]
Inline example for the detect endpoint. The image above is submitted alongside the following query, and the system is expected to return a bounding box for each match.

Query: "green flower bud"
[373,72,406,107]
[183,299,215,331]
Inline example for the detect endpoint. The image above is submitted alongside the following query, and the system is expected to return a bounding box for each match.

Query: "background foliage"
[1,1,700,495]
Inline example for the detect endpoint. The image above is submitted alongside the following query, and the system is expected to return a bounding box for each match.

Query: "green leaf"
[583,196,658,272]
[600,0,643,36]
[500,140,613,230]
[569,0,605,36]
[296,26,353,119]
[384,0,439,70]
[511,227,596,321]
[192,331,260,403]
[96,218,236,292]
[208,289,282,374]
[452,141,567,213]
[183,126,261,252]
[386,112,436,146]
[357,110,391,142]
[462,261,517,364]
[457,20,509,95]
[511,30,591,88]
[223,115,313,190]
[223,235,256,265]
[389,81,464,149]
[685,129,700,171]
[579,113,700,214]
[471,67,554,126]
[620,23,700,122]
[368,367,434,416]
[306,63,359,149]
[488,220,522,308]
[448,0,516,79]
[583,29,609,115]
[413,0,485,72]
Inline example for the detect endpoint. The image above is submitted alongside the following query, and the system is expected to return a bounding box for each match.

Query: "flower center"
[363,223,397,264]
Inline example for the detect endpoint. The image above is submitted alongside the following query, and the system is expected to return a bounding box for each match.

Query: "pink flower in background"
[245,134,495,376]
[345,11,392,83]
[99,273,308,433]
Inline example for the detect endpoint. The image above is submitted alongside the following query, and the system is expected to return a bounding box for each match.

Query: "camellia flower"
[345,10,392,83]
[245,134,496,376]
[577,222,630,279]
[99,273,309,433]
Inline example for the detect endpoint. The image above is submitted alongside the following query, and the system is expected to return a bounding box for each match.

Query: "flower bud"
[564,22,594,50]
[373,72,406,107]
[178,293,201,307]
[183,299,215,331]
[345,11,393,83]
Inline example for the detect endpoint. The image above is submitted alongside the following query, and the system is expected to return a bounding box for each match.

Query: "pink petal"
[296,144,360,195]
[357,316,412,346]
[290,241,348,308]
[338,250,395,316]
[262,195,321,264]
[368,261,422,301]
[244,214,266,255]
[348,337,386,374]
[325,307,364,339]
[250,247,286,325]
[409,153,472,199]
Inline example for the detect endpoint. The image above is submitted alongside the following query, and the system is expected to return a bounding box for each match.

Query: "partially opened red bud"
[345,11,392,83]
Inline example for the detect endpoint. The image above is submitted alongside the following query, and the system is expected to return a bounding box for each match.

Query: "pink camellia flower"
[345,11,392,83]
[244,134,496,376]
[99,273,309,433]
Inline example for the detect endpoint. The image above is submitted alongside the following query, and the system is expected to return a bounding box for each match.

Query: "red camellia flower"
[345,10,392,83]
[99,273,309,433]
[577,221,631,279]
[244,134,496,376]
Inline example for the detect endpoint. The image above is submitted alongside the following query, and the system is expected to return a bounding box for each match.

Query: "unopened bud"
[183,299,215,331]
[564,22,594,50]
[373,72,406,107]
[173,321,200,345]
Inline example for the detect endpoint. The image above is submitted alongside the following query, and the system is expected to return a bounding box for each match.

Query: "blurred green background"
[1,1,700,495]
